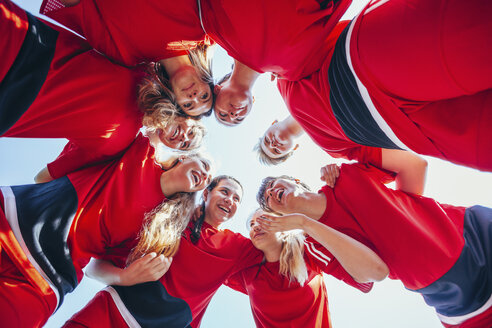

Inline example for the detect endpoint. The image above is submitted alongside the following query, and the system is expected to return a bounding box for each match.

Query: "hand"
[320,164,340,188]
[257,213,307,232]
[120,253,172,286]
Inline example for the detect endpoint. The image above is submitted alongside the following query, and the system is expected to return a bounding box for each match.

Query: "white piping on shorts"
[104,286,142,328]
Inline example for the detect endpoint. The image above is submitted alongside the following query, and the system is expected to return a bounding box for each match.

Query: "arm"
[380,149,427,195]
[34,167,54,183]
[258,214,389,283]
[85,253,172,286]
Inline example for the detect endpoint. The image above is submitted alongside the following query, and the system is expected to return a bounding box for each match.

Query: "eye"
[233,196,240,202]
[188,130,194,137]
[200,92,209,100]
[181,141,189,150]
[219,112,227,118]
[182,102,193,109]
[236,117,245,122]
[263,137,270,145]
[274,148,281,155]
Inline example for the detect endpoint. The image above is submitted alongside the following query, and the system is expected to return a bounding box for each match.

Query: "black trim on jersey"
[417,205,492,317]
[113,281,193,328]
[328,22,401,150]
[12,177,78,306]
[0,11,58,135]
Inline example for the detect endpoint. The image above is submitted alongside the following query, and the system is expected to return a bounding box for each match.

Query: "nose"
[202,171,211,185]
[178,129,190,142]
[252,222,261,231]
[266,187,275,199]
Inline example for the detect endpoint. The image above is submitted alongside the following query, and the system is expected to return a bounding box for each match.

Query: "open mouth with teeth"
[217,204,231,215]
[191,170,202,187]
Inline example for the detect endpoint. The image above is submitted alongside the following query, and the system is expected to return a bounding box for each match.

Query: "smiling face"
[170,66,213,116]
[157,117,203,150]
[261,123,296,159]
[262,178,304,214]
[174,157,212,193]
[248,209,280,252]
[203,179,243,228]
[213,82,253,126]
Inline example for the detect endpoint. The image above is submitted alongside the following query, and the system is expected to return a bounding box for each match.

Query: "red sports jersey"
[225,255,332,328]
[3,25,144,178]
[277,20,382,166]
[0,0,28,82]
[200,0,351,80]
[161,221,262,328]
[40,0,206,66]
[312,164,466,290]
[67,133,165,276]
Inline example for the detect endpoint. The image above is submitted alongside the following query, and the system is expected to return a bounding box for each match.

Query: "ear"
[214,84,222,95]
[271,120,278,125]
[202,188,209,202]
[178,155,186,162]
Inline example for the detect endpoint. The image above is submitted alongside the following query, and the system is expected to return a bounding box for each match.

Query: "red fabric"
[225,256,332,328]
[314,164,466,290]
[200,0,351,80]
[0,206,58,327]
[0,0,28,82]
[40,0,205,66]
[63,290,128,328]
[442,305,492,328]
[3,25,144,178]
[277,20,383,166]
[348,0,492,171]
[67,134,165,274]
[161,221,263,328]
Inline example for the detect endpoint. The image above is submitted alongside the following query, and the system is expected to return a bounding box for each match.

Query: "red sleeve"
[337,145,382,168]
[224,271,248,295]
[304,239,373,293]
[47,141,121,179]
[231,233,263,273]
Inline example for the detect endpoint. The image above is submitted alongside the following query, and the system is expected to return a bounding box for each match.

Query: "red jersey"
[67,134,165,276]
[313,164,466,290]
[4,26,144,178]
[40,0,206,66]
[161,221,263,328]
[277,21,382,166]
[225,255,331,328]
[200,0,351,80]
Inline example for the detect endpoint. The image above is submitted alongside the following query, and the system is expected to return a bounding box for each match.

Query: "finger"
[138,252,157,264]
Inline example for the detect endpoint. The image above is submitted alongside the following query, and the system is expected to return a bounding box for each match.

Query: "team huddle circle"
[1,0,492,327]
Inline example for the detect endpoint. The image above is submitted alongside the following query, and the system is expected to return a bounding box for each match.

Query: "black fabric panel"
[328,22,401,150]
[12,177,78,307]
[417,206,492,316]
[0,11,58,135]
[113,281,193,328]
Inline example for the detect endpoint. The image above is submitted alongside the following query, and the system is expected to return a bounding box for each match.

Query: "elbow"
[372,261,389,282]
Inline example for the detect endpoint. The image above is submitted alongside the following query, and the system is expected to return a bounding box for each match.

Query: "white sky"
[3,0,492,327]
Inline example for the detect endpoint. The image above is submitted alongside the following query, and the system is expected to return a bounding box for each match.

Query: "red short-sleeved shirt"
[225,255,332,328]
[4,27,144,178]
[311,164,466,290]
[40,0,206,66]
[161,221,263,328]
[276,20,382,166]
[66,134,165,274]
[200,0,351,80]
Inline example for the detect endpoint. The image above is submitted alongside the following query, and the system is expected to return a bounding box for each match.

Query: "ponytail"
[278,231,308,286]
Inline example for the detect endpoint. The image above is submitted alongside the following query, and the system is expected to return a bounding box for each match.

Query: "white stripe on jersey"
[1,186,60,309]
[437,291,492,325]
[105,286,142,328]
[305,241,331,266]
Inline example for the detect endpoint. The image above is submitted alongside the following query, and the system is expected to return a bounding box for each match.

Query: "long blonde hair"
[277,230,308,286]
[126,153,207,264]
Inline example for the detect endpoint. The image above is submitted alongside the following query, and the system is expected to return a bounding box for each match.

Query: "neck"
[230,60,260,89]
[203,214,221,229]
[160,55,192,77]
[159,170,180,198]
[289,192,327,221]
[263,242,282,262]
[283,116,304,138]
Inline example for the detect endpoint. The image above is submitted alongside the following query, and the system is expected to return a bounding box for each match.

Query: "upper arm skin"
[380,149,427,195]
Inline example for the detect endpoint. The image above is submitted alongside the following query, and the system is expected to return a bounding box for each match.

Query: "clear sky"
[3,1,492,327]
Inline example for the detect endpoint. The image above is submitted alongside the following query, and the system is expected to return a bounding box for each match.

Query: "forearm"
[381,149,427,195]
[85,258,126,286]
[34,167,54,184]
[303,218,389,283]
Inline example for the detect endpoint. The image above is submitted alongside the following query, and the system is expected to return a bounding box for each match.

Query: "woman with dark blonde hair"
[1,0,207,183]
[223,208,386,328]
[0,131,213,327]
[61,176,263,328]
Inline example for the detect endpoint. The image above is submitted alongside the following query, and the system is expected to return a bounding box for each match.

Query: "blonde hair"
[127,153,208,263]
[277,230,308,286]
[254,138,295,166]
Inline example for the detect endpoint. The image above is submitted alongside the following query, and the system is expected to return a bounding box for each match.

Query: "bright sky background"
[3,0,492,327]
